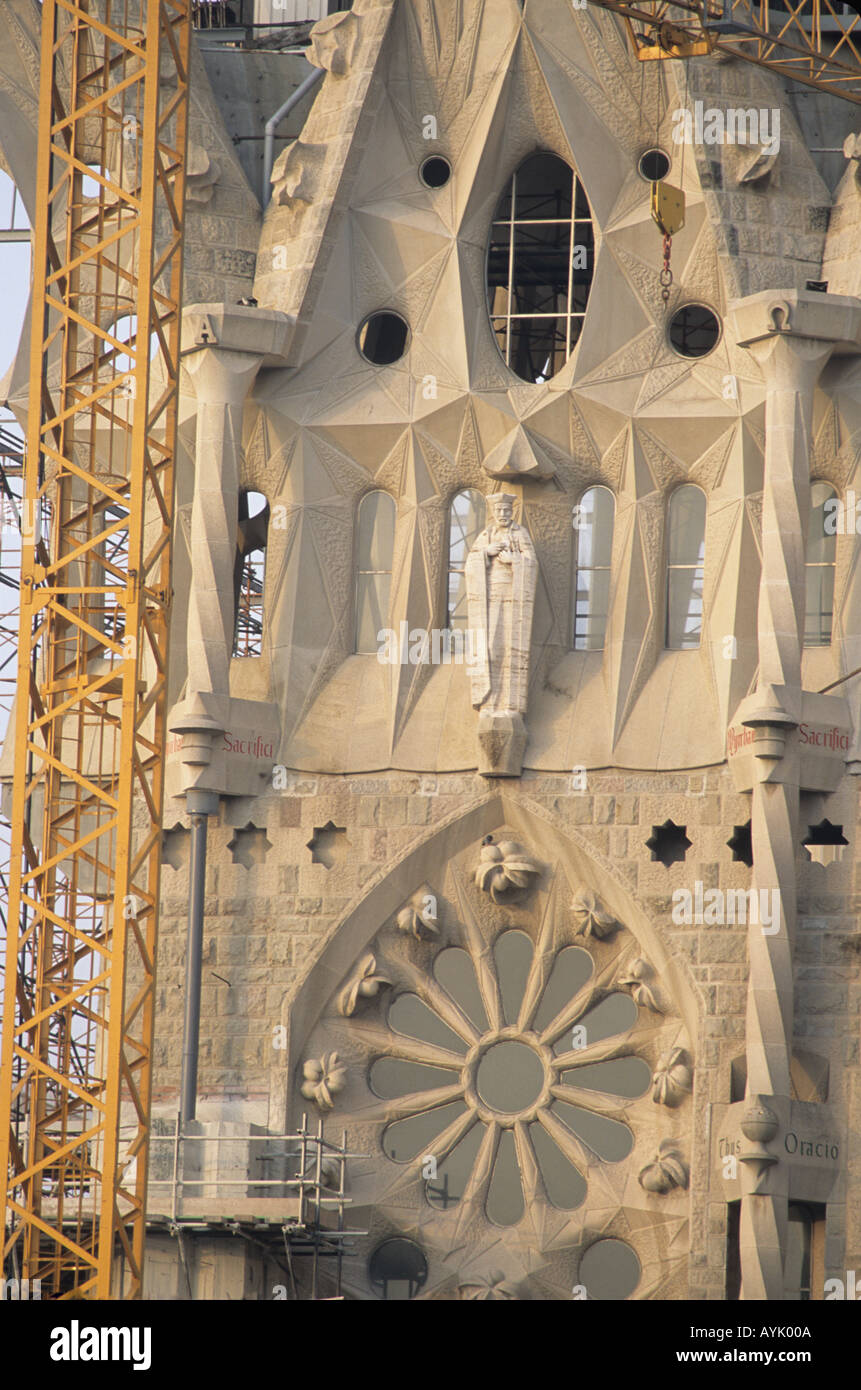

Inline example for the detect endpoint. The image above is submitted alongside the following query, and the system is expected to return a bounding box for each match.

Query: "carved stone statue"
[465,493,536,776]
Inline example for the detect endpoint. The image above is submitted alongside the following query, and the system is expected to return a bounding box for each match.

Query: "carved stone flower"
[639,1140,689,1194]
[617,957,662,1013]
[457,1270,517,1301]
[570,890,619,939]
[651,1046,693,1106]
[338,952,392,1017]
[395,901,439,941]
[300,1052,347,1112]
[474,838,540,902]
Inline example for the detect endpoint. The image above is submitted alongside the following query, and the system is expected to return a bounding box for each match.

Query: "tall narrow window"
[447,489,486,630]
[355,490,396,654]
[487,151,594,383]
[573,486,614,650]
[666,485,706,650]
[805,482,837,647]
[233,490,268,657]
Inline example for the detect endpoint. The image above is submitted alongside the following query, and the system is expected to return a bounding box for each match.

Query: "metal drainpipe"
[262,67,325,207]
[180,786,219,1127]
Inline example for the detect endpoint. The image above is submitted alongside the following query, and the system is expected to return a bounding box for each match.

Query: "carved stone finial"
[396,893,440,940]
[186,143,221,207]
[464,497,536,777]
[651,1046,693,1106]
[308,10,359,76]
[843,131,861,161]
[617,957,663,1012]
[570,890,619,940]
[474,837,540,902]
[337,952,392,1017]
[270,141,326,210]
[638,1140,689,1193]
[300,1052,347,1111]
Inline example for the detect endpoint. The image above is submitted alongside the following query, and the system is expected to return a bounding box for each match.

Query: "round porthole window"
[420,156,452,189]
[638,148,670,182]
[668,303,722,358]
[357,311,410,366]
[578,1238,641,1300]
[369,1238,428,1300]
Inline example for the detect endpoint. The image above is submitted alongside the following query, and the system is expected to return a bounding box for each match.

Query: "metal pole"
[262,67,324,207]
[180,789,218,1127]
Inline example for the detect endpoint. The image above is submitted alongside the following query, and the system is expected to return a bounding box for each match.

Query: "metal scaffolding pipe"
[262,67,324,207]
[180,790,218,1126]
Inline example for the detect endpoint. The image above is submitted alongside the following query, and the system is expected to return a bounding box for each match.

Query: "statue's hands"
[486,542,504,557]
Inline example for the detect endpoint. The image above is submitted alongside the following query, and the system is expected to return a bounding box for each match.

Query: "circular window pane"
[476,1040,544,1112]
[579,1238,641,1300]
[357,311,409,365]
[668,304,721,358]
[420,156,451,189]
[638,148,670,182]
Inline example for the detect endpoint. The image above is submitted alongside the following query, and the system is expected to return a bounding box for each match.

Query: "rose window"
[373,930,650,1224]
[296,843,691,1299]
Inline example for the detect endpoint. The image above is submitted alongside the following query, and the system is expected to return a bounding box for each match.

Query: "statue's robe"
[465,522,536,715]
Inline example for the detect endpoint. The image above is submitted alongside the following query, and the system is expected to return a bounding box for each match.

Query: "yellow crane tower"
[2,0,861,1303]
[0,0,190,1299]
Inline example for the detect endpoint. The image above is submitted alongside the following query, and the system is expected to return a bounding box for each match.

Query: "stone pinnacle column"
[180,305,293,702]
[730,292,861,1301]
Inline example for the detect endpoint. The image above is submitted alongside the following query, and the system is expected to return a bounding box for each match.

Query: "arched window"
[805,482,837,647]
[369,1238,428,1301]
[355,490,396,654]
[666,485,706,650]
[447,489,486,630]
[232,490,268,658]
[573,487,614,650]
[487,151,594,383]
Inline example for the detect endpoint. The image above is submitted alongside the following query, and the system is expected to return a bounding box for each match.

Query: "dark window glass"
[233,490,268,657]
[420,156,451,188]
[357,311,409,365]
[487,152,594,383]
[369,1238,428,1300]
[638,148,671,181]
[668,304,721,358]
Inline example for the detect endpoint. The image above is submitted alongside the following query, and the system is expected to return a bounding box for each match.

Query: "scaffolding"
[0,0,192,1300]
[144,1116,364,1300]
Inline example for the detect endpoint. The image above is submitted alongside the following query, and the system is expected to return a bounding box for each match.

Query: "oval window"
[487,151,594,383]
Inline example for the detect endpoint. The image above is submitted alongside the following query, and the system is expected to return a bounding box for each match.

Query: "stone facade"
[4,0,861,1300]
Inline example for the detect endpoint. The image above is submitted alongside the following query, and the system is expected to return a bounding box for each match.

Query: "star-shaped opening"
[645,819,691,867]
[307,821,350,869]
[161,824,190,871]
[227,823,272,869]
[726,820,753,868]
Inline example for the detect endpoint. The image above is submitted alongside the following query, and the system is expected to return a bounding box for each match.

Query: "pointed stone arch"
[269,789,701,1127]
